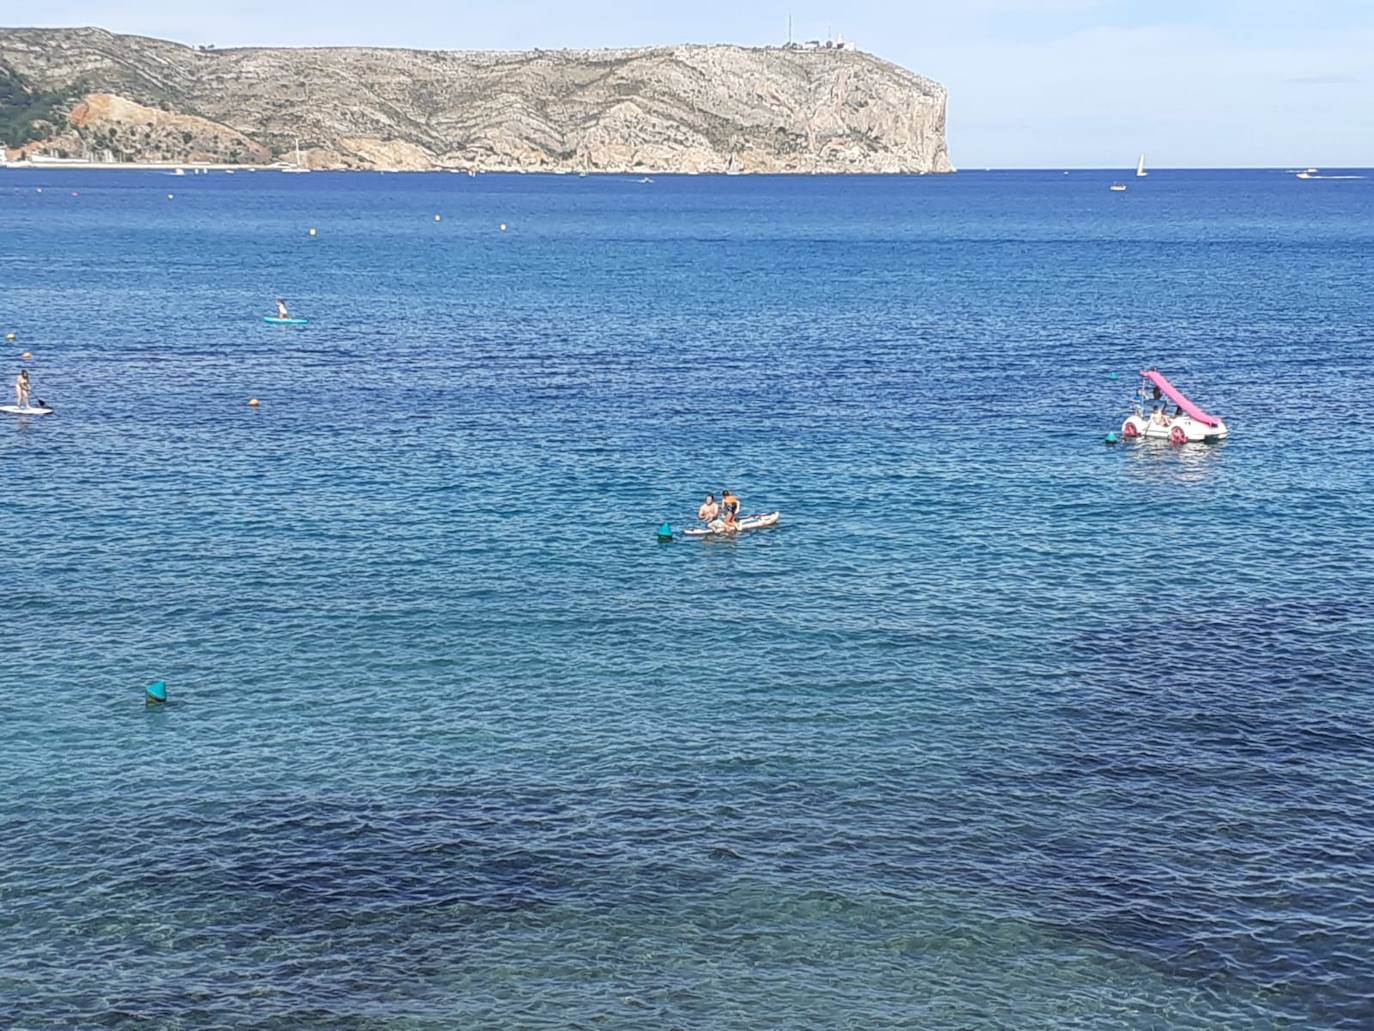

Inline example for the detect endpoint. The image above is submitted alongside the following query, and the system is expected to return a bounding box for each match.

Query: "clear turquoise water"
[2,168,1372,1029]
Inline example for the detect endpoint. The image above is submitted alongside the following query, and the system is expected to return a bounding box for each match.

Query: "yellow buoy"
[20,352,32,360]
[247,398,261,408]
[308,227,317,237]
[4,332,15,341]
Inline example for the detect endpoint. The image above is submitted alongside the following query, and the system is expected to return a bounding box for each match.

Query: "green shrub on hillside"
[0,62,69,147]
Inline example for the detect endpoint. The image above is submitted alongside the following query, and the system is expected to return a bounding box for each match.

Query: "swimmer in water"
[698,493,720,525]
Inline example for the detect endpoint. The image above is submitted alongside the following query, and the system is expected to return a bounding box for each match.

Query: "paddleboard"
[263,317,309,325]
[682,511,781,537]
[1,405,53,416]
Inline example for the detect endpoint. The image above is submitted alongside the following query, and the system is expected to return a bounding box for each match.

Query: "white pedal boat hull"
[1121,414,1228,443]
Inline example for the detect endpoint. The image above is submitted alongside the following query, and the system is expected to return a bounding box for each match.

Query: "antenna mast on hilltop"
[788,15,793,45]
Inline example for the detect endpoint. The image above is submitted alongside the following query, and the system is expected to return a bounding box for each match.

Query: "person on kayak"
[14,368,31,408]
[720,490,741,531]
[276,298,290,319]
[698,494,719,525]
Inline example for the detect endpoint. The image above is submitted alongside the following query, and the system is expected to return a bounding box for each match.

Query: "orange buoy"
[247,398,261,408]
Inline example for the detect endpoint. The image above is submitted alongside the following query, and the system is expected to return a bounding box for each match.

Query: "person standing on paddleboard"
[721,490,741,532]
[15,369,31,409]
[276,298,290,320]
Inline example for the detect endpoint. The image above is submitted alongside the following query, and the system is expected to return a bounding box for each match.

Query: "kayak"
[683,511,781,537]
[263,317,308,325]
[0,405,53,416]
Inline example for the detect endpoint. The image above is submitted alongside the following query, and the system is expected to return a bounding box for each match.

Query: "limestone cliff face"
[0,26,953,173]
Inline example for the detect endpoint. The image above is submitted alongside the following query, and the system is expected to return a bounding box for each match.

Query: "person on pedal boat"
[15,368,31,408]
[698,494,720,526]
[720,490,741,532]
[276,298,290,319]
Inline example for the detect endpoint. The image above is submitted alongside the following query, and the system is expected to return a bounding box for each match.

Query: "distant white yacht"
[1136,154,1148,177]
[1295,167,1363,180]
[1109,182,1128,192]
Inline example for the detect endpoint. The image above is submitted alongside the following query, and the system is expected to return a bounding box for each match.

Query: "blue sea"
[2,167,1372,1029]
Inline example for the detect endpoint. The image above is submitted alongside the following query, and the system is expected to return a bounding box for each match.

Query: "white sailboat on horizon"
[1136,153,1148,177]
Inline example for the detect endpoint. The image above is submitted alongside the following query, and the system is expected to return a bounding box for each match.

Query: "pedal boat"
[1121,369,1228,444]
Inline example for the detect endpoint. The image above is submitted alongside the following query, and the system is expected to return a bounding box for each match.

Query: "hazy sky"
[16,1,1374,167]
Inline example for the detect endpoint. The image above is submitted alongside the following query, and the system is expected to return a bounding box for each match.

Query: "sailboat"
[281,136,310,173]
[1136,154,1148,178]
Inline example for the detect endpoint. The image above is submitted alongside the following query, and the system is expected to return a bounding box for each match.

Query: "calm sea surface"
[2,168,1372,1029]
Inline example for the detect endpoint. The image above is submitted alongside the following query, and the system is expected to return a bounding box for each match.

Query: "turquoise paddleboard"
[264,317,308,325]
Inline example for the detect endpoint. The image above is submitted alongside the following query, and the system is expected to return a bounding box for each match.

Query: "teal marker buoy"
[145,680,167,704]
[1109,372,1119,381]
[656,522,674,542]
[1105,432,1120,444]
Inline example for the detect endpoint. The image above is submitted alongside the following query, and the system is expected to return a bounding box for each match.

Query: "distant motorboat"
[171,167,185,176]
[1109,182,1128,192]
[1136,153,1148,177]
[1296,168,1364,180]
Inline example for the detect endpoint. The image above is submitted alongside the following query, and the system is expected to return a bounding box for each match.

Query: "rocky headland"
[0,27,953,173]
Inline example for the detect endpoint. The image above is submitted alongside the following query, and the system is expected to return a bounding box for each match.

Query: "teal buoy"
[145,680,167,704]
[1105,432,1120,444]
[1109,372,1119,381]
[656,522,674,542]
